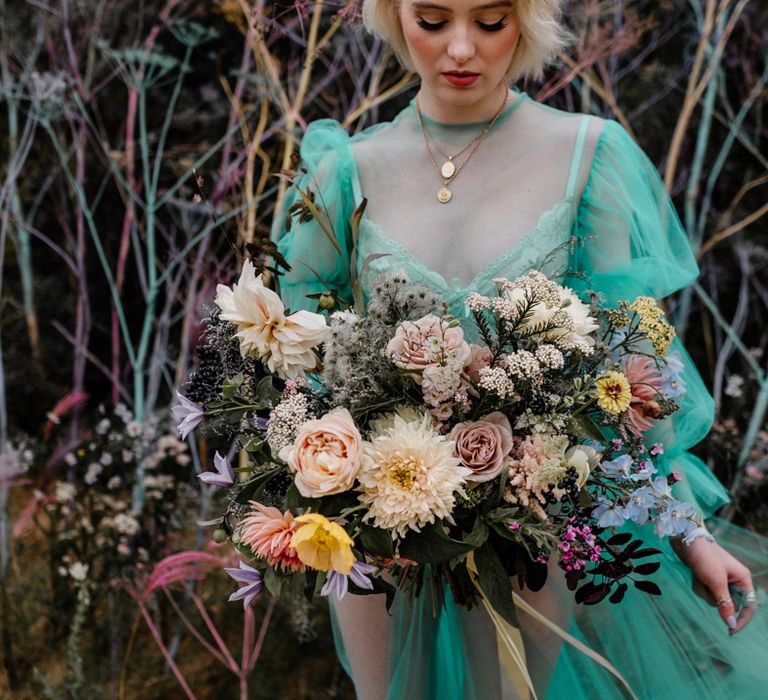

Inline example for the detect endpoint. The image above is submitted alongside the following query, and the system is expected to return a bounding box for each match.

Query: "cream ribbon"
[466,552,639,700]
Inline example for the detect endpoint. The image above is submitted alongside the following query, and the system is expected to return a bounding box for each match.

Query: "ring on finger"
[716,596,733,608]
[743,591,759,609]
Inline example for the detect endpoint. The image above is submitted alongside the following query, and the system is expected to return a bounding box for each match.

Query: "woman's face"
[398,0,521,119]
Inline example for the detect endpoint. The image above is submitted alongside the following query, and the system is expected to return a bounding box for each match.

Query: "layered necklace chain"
[415,89,509,203]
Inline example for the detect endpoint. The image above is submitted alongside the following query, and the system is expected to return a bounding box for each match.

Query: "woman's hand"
[671,536,757,635]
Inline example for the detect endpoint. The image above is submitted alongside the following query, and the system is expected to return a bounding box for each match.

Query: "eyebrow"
[410,1,514,11]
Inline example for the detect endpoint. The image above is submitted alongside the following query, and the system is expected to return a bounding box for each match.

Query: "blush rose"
[450,412,514,483]
[387,314,471,377]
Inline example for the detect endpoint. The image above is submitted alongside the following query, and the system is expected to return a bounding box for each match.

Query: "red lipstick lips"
[442,71,480,87]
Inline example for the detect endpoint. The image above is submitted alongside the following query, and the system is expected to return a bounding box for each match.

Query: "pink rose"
[279,408,362,498]
[450,412,513,483]
[465,344,493,382]
[387,314,471,375]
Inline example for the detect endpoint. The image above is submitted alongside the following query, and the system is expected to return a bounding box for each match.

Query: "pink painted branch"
[241,604,254,673]
[138,602,197,700]
[112,86,139,405]
[189,591,239,673]
[248,597,276,671]
[161,587,230,668]
[217,23,254,192]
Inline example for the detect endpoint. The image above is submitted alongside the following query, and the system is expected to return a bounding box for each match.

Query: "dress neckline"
[358,196,575,297]
[410,88,527,132]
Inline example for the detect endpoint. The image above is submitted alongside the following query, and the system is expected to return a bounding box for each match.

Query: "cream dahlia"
[214,260,328,379]
[357,413,471,539]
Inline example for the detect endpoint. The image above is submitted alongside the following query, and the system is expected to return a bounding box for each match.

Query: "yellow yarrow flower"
[629,297,676,356]
[290,513,355,574]
[595,371,632,414]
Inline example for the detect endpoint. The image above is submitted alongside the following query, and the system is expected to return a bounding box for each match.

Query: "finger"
[728,568,757,634]
[732,605,756,634]
[710,582,737,631]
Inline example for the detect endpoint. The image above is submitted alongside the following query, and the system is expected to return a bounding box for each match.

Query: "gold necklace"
[415,90,509,203]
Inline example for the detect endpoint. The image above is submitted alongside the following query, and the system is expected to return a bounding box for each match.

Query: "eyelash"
[416,18,508,32]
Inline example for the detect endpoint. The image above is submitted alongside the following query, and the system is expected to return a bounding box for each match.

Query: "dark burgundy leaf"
[575,581,597,604]
[609,582,628,604]
[583,583,612,605]
[632,562,661,575]
[629,548,662,559]
[633,579,662,595]
[607,532,632,546]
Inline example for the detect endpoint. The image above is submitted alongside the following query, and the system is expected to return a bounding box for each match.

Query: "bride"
[272,1,768,697]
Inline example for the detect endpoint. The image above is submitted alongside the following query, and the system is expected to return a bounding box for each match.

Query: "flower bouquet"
[177,253,711,619]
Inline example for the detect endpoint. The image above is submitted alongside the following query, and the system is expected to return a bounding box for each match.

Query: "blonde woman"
[273,1,768,697]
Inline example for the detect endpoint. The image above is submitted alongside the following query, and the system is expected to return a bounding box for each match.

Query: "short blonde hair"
[361,0,569,81]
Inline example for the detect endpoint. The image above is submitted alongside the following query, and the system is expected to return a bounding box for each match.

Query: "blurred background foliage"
[0,0,767,697]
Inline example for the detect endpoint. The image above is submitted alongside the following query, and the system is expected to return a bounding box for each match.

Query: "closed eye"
[416,18,509,32]
[417,18,447,31]
[478,19,508,32]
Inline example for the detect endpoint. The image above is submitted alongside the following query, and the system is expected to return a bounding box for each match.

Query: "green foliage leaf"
[464,516,489,548]
[264,567,283,597]
[474,542,519,628]
[566,414,605,443]
[222,372,244,401]
[359,524,394,559]
[235,466,284,504]
[254,375,282,407]
[398,521,475,564]
[286,483,303,512]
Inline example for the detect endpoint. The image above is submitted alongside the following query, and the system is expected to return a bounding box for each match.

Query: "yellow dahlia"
[595,371,632,414]
[290,513,355,574]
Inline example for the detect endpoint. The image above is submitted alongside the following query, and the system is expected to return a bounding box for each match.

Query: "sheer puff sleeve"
[572,120,729,518]
[270,119,357,314]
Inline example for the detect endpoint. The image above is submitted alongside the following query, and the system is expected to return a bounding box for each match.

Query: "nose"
[446,25,476,64]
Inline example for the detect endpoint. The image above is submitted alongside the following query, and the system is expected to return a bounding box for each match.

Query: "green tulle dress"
[272,88,768,699]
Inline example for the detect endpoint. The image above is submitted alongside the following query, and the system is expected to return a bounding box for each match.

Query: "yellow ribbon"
[466,552,639,700]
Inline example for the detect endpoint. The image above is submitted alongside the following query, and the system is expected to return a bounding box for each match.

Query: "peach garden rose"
[279,407,363,498]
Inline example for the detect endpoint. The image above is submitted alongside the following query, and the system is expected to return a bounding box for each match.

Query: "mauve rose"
[279,408,362,498]
[465,344,493,382]
[387,314,471,377]
[450,412,513,483]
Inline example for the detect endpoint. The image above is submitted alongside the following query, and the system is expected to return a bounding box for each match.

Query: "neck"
[415,83,511,124]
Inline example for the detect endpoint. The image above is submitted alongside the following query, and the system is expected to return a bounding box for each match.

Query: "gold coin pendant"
[437,187,453,203]
[441,160,456,179]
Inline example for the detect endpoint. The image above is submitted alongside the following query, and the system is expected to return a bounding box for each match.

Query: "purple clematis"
[198,451,235,488]
[320,561,378,601]
[171,392,204,440]
[224,561,264,608]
